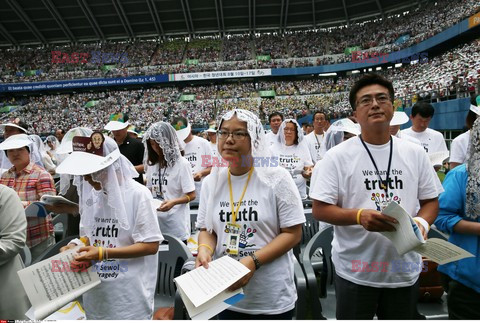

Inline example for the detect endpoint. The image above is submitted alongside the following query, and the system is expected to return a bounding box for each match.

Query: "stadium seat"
[154,233,192,318]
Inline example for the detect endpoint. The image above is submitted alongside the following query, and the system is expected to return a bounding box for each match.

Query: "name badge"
[226,233,240,255]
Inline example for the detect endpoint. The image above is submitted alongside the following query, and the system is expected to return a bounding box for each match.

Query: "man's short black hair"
[349,73,395,111]
[312,110,326,120]
[268,112,284,123]
[411,102,434,118]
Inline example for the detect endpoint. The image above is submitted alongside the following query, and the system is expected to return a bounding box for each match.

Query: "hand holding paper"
[381,201,474,264]
[174,255,250,320]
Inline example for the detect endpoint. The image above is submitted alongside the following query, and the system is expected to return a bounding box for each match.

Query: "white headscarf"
[45,135,60,152]
[142,122,183,168]
[28,135,47,167]
[73,136,139,232]
[466,118,480,220]
[204,109,302,232]
[0,134,43,169]
[320,118,360,156]
[277,119,304,146]
[57,127,93,195]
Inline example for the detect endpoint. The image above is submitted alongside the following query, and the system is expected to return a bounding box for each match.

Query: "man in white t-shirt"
[264,112,283,146]
[310,74,439,319]
[401,102,447,155]
[172,117,212,202]
[304,111,327,164]
[450,98,480,169]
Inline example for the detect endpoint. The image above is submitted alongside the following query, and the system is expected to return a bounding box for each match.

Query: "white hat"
[0,134,32,150]
[330,118,361,135]
[470,104,480,116]
[0,122,28,134]
[205,127,217,133]
[56,127,93,155]
[175,123,191,142]
[56,147,121,176]
[127,125,138,135]
[104,120,130,131]
[390,111,409,126]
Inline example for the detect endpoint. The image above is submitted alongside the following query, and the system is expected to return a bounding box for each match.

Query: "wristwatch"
[251,253,261,270]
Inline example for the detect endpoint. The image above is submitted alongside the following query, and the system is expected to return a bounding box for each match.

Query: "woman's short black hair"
[5,145,30,157]
[349,73,395,111]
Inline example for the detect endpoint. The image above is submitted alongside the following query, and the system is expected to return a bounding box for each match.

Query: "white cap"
[104,120,130,131]
[0,134,31,150]
[0,123,28,134]
[390,111,409,126]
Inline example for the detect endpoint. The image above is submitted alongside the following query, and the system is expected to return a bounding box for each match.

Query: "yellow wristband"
[199,243,214,255]
[356,208,364,225]
[185,194,191,202]
[98,247,103,261]
[80,236,89,245]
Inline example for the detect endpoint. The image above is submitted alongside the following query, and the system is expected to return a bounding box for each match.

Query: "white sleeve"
[300,142,314,167]
[203,140,214,168]
[449,136,466,164]
[145,165,153,191]
[275,169,306,228]
[309,153,339,205]
[180,160,196,194]
[132,186,163,243]
[417,150,440,200]
[196,175,212,229]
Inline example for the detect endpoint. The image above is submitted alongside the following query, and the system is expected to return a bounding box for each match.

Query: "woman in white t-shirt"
[55,135,163,320]
[272,119,313,199]
[143,122,196,242]
[196,109,305,319]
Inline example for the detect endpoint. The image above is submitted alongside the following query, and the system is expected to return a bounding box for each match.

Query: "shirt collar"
[9,161,35,175]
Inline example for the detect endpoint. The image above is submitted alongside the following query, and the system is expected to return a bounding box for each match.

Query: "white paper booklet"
[40,194,78,207]
[381,201,474,264]
[26,300,86,320]
[174,255,250,320]
[18,246,101,320]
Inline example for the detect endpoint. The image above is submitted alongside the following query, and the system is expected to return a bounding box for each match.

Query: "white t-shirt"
[265,131,278,146]
[184,136,213,201]
[146,157,195,241]
[401,127,447,153]
[271,142,313,199]
[449,130,470,164]
[197,167,305,315]
[209,142,218,158]
[395,131,422,146]
[81,181,163,320]
[304,131,325,164]
[310,136,438,288]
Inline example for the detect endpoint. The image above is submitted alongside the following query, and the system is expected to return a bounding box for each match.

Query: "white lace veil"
[73,136,139,232]
[466,118,480,220]
[277,119,305,146]
[204,109,302,232]
[142,122,183,168]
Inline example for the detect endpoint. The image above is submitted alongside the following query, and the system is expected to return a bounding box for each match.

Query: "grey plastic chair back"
[32,235,79,264]
[19,245,32,267]
[155,233,192,309]
[301,226,333,320]
[52,213,69,242]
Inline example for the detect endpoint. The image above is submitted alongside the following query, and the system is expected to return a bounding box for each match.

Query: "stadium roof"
[0,0,423,47]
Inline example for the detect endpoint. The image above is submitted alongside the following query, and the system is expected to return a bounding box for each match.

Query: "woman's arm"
[195,230,217,269]
[158,191,196,212]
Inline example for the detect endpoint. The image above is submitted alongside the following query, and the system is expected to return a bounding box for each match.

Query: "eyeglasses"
[356,93,391,107]
[217,130,249,141]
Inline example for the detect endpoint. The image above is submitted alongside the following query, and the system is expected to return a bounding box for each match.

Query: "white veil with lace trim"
[204,109,303,233]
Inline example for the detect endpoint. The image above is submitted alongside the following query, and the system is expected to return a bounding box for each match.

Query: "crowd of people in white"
[0,0,478,83]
